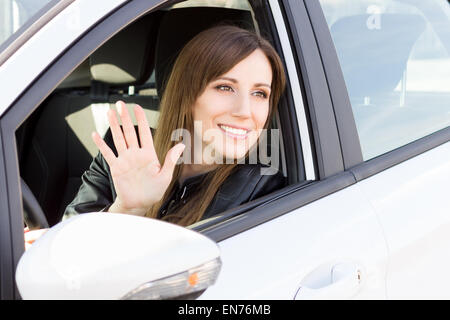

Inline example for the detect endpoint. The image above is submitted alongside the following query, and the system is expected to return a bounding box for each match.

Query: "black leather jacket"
[63,131,286,222]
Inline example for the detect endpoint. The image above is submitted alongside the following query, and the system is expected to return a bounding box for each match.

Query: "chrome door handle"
[294,262,363,300]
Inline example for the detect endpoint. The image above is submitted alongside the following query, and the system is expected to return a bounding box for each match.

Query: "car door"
[201,0,448,299]
[198,0,389,299]
[0,0,389,300]
[3,0,447,301]
[316,0,450,299]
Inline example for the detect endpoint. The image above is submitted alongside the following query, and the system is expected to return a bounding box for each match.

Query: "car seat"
[19,12,163,226]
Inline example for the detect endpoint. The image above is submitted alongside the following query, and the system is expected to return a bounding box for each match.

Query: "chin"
[203,138,259,164]
[218,144,253,164]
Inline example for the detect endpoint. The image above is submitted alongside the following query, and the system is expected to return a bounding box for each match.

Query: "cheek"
[247,104,269,148]
[253,104,270,129]
[193,95,229,128]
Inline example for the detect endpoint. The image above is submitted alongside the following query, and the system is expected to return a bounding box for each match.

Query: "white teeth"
[219,125,248,135]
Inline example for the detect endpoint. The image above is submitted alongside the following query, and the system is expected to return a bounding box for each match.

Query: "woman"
[25,25,286,246]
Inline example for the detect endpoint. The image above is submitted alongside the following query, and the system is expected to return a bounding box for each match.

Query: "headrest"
[154,7,255,98]
[330,14,425,98]
[90,13,161,86]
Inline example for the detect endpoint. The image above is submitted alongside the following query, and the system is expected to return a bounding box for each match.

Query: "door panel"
[357,141,450,299]
[200,183,388,299]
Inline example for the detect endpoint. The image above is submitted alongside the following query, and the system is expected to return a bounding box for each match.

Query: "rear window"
[319,0,450,160]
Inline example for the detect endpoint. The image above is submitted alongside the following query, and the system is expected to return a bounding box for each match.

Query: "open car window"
[16,0,299,230]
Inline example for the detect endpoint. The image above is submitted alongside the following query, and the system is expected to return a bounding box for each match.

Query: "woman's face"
[192,49,272,163]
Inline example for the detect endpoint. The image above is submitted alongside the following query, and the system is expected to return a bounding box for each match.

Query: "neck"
[179,137,220,184]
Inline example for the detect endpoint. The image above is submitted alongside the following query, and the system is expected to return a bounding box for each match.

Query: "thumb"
[160,143,186,179]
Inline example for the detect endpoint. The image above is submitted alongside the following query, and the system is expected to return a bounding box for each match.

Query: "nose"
[231,93,252,118]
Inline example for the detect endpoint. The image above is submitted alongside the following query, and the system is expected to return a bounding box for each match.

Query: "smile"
[218,124,250,139]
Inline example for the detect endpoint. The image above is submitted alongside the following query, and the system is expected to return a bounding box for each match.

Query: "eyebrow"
[216,77,271,89]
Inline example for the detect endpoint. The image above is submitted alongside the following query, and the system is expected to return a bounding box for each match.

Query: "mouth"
[218,124,250,139]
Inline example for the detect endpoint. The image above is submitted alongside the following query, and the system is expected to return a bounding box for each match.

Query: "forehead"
[220,49,273,83]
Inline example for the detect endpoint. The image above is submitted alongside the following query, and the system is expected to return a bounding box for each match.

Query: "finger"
[92,131,117,166]
[117,101,139,149]
[135,105,157,157]
[108,108,127,154]
[160,143,185,180]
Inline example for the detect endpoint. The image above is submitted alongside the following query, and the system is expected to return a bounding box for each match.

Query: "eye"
[215,85,234,92]
[252,90,268,99]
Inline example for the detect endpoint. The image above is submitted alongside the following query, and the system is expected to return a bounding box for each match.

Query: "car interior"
[16,0,292,229]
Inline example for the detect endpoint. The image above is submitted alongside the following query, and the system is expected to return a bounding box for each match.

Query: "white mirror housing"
[16,212,221,300]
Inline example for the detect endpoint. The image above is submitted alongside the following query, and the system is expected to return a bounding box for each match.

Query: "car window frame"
[281,0,347,180]
[296,0,364,171]
[0,126,15,300]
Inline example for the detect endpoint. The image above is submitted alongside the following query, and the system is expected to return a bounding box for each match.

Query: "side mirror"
[16,212,221,300]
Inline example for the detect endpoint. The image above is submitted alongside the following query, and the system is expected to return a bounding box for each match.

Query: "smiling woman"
[63,25,287,227]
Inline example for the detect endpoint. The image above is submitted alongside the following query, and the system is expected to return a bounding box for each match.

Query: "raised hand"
[92,101,185,216]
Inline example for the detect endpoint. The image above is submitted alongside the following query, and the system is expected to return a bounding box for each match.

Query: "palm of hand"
[112,147,171,209]
[92,101,185,214]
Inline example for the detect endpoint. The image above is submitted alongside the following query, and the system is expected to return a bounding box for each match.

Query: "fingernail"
[116,101,123,113]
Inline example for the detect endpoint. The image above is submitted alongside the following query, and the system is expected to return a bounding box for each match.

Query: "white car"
[0,0,449,300]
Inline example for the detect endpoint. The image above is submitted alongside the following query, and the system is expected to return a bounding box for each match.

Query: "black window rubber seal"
[349,126,450,182]
[302,0,364,170]
[0,126,16,300]
[281,0,345,179]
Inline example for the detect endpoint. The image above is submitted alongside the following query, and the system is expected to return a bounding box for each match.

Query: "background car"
[0,0,449,300]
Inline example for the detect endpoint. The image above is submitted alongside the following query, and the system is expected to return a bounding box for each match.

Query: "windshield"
[0,0,55,50]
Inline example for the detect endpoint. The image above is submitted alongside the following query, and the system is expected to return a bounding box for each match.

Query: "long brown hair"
[145,25,286,226]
